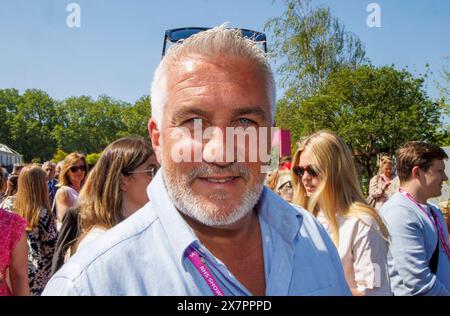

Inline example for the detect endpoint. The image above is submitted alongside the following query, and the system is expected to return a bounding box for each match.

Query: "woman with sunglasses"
[66,136,158,257]
[291,130,391,296]
[54,152,88,230]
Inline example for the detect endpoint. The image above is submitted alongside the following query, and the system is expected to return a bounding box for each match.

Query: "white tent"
[0,143,22,167]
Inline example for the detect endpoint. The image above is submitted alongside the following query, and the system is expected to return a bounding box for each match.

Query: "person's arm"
[9,232,30,296]
[51,208,79,276]
[384,206,450,295]
[55,188,74,224]
[351,219,391,296]
[368,175,386,199]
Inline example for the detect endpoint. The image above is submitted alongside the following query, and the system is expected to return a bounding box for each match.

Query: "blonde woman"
[368,156,396,210]
[291,130,391,296]
[71,136,158,254]
[13,164,58,295]
[54,152,87,230]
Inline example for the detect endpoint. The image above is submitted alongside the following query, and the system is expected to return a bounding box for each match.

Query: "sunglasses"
[162,27,267,57]
[70,165,86,173]
[293,165,319,178]
[125,165,159,178]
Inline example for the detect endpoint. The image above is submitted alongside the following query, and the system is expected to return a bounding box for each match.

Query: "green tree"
[434,57,450,146]
[9,89,57,162]
[0,89,20,148]
[119,95,151,138]
[277,65,444,187]
[52,148,68,163]
[53,95,128,153]
[86,152,101,167]
[266,0,367,99]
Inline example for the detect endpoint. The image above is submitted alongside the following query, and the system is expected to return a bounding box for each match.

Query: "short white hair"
[150,25,276,128]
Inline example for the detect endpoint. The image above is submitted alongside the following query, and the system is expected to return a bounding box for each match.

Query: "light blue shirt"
[43,171,350,296]
[380,192,450,296]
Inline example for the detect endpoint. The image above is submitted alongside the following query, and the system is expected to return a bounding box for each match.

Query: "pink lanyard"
[399,188,450,261]
[186,247,225,296]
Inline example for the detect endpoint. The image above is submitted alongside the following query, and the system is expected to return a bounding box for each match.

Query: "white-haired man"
[43,26,350,296]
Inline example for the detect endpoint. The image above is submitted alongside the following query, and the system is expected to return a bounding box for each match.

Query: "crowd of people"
[0,26,449,296]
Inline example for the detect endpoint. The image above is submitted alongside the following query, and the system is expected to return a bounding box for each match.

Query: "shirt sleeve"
[369,175,385,199]
[383,205,450,296]
[312,216,352,296]
[351,219,390,295]
[9,213,27,253]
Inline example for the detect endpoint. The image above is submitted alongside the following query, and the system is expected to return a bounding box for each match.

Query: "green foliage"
[52,95,128,153]
[434,57,450,146]
[86,152,101,166]
[0,89,20,147]
[117,95,151,138]
[1,89,58,162]
[435,129,450,147]
[266,0,368,99]
[0,88,154,163]
[52,149,68,163]
[277,65,445,185]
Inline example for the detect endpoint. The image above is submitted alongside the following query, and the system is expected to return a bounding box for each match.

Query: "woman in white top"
[72,136,158,254]
[54,152,87,230]
[291,130,391,296]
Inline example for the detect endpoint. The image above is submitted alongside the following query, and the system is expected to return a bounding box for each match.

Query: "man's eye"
[183,117,203,125]
[237,118,257,127]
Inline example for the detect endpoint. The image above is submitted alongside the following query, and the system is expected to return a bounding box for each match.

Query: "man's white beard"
[162,163,264,227]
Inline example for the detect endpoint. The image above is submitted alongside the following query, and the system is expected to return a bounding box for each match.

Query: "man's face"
[55,165,61,179]
[420,159,448,199]
[43,165,55,180]
[150,55,272,227]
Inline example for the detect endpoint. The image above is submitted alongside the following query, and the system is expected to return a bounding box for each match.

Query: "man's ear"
[148,117,162,164]
[411,166,421,179]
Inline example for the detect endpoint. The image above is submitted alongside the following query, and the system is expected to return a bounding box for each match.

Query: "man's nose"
[202,126,232,167]
[202,126,227,165]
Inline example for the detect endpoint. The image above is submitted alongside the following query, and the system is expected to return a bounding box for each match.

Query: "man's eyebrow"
[171,107,210,121]
[232,107,268,121]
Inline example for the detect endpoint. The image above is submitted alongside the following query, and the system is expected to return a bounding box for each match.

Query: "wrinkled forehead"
[166,54,268,85]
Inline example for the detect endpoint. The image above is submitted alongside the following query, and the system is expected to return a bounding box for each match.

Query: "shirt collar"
[147,170,302,265]
[258,187,302,242]
[147,169,198,266]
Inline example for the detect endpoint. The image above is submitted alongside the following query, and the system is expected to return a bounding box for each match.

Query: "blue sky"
[0,0,449,104]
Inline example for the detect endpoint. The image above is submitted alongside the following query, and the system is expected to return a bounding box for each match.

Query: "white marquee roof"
[0,143,22,156]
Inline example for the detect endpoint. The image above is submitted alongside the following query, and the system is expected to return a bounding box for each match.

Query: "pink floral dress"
[0,208,27,296]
